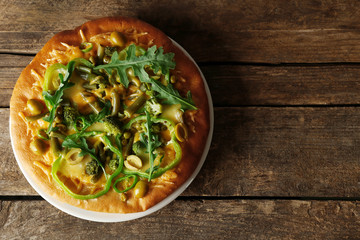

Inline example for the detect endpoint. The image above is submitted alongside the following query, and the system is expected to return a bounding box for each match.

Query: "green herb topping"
[36,39,197,200]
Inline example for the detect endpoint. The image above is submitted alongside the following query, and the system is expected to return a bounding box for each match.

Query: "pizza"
[10,17,210,213]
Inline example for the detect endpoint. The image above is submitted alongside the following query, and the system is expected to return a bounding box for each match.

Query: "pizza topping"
[42,61,76,134]
[145,77,196,111]
[110,31,126,47]
[43,63,67,92]
[27,99,45,116]
[85,159,100,176]
[93,44,174,88]
[110,89,121,116]
[113,174,138,194]
[79,42,93,53]
[124,155,143,170]
[30,138,48,155]
[133,180,148,198]
[174,123,188,142]
[145,97,163,117]
[50,136,62,158]
[25,111,48,122]
[124,93,147,117]
[37,129,49,140]
[65,148,84,165]
[24,34,197,200]
[62,106,78,126]
[80,92,102,114]
[103,115,122,136]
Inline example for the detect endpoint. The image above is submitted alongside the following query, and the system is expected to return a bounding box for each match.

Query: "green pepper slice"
[80,42,93,53]
[43,63,67,92]
[51,135,124,200]
[113,175,139,193]
[43,58,93,93]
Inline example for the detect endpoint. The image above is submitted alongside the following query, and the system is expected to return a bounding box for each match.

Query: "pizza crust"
[10,16,210,213]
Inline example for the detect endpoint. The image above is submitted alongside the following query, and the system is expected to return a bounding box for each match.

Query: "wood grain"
[3,107,360,197]
[189,107,360,197]
[3,0,360,237]
[0,109,37,195]
[4,54,360,107]
[2,1,360,62]
[1,199,360,239]
[205,64,360,106]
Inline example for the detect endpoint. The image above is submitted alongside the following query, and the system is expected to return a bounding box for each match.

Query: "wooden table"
[2,0,360,239]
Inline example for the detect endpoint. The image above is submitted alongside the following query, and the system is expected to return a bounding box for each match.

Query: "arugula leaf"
[60,100,110,177]
[94,44,175,88]
[139,131,162,153]
[76,100,111,133]
[94,44,196,110]
[67,101,111,139]
[61,100,110,162]
[148,78,197,110]
[63,131,102,147]
[145,155,164,174]
[139,111,164,181]
[62,137,96,157]
[43,61,76,134]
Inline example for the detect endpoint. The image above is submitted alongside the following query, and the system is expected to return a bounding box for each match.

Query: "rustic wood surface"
[3,0,360,63]
[2,0,360,239]
[1,199,360,240]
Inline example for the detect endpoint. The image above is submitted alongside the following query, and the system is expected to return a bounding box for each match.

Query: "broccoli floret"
[108,159,119,171]
[145,98,162,117]
[103,116,122,136]
[63,106,78,126]
[132,141,146,155]
[85,159,99,175]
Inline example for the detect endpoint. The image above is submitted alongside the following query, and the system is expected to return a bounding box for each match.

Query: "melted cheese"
[47,43,84,65]
[63,72,92,113]
[58,155,94,184]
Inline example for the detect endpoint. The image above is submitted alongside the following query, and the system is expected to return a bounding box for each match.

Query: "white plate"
[10,39,214,222]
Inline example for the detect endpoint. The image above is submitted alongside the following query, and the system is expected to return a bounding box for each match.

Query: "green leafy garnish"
[94,44,196,110]
[79,42,93,53]
[139,111,163,181]
[44,41,194,200]
[62,137,95,157]
[73,101,111,134]
[43,61,76,134]
[147,78,197,110]
[94,44,175,88]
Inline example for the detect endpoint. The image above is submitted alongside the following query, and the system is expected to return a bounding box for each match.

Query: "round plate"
[10,39,214,222]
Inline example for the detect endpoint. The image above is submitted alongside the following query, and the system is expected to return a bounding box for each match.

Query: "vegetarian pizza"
[10,17,210,213]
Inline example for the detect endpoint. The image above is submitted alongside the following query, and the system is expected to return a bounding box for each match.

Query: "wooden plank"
[2,1,360,62]
[187,107,360,197]
[3,107,360,197]
[1,199,359,239]
[205,64,360,106]
[4,55,360,106]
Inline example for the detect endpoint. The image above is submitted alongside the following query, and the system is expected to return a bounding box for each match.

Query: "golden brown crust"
[10,16,210,213]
